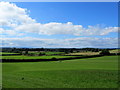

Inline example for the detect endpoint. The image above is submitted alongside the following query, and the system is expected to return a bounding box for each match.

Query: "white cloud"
[0,28,4,34]
[1,37,118,48]
[0,2,118,48]
[15,22,118,36]
[0,2,118,37]
[0,1,35,34]
[0,2,35,25]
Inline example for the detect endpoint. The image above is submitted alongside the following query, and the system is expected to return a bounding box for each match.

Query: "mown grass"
[2,55,80,59]
[2,56,118,88]
[3,70,118,88]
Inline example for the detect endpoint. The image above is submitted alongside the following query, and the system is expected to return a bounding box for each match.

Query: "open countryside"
[1,2,118,89]
[1,48,119,88]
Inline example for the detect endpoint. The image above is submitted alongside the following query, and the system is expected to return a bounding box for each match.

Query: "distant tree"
[100,49,110,55]
[38,52,45,56]
[69,49,73,53]
[28,53,34,56]
[51,57,57,60]
[22,50,28,55]
[65,51,69,54]
[19,51,22,55]
[40,48,44,51]
[25,50,28,55]
[38,52,42,56]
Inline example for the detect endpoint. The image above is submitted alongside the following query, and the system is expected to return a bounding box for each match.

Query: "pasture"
[2,56,118,88]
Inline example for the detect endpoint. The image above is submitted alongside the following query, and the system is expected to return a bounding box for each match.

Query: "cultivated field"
[110,49,119,54]
[2,56,118,88]
[66,51,100,55]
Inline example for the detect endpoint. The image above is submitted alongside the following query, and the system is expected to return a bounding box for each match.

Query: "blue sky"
[15,2,118,27]
[15,2,118,39]
[0,2,118,48]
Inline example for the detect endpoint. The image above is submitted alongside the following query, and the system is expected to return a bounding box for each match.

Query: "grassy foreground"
[2,56,118,88]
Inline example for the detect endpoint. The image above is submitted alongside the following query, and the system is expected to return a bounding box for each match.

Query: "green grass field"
[2,56,118,88]
[2,55,79,60]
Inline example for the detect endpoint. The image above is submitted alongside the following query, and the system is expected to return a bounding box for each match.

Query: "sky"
[0,0,119,2]
[0,2,119,48]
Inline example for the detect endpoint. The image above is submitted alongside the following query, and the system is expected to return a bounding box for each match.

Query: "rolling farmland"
[2,56,118,88]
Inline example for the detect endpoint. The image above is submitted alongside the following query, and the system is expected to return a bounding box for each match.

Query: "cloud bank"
[1,37,118,48]
[0,2,118,37]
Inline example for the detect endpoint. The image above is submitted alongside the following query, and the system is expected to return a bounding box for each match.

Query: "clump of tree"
[51,57,57,60]
[100,49,110,55]
[27,53,35,56]
[22,51,28,55]
[65,51,69,54]
[38,52,45,56]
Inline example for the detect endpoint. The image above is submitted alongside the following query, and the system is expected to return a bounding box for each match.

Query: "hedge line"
[2,54,119,62]
[1,54,22,56]
[2,55,104,62]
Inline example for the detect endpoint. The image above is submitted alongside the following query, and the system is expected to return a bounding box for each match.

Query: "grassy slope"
[3,56,118,88]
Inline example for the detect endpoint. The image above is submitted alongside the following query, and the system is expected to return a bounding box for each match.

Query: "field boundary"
[1,54,22,56]
[2,55,106,62]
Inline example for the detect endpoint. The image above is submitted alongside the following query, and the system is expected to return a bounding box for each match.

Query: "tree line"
[1,47,118,55]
